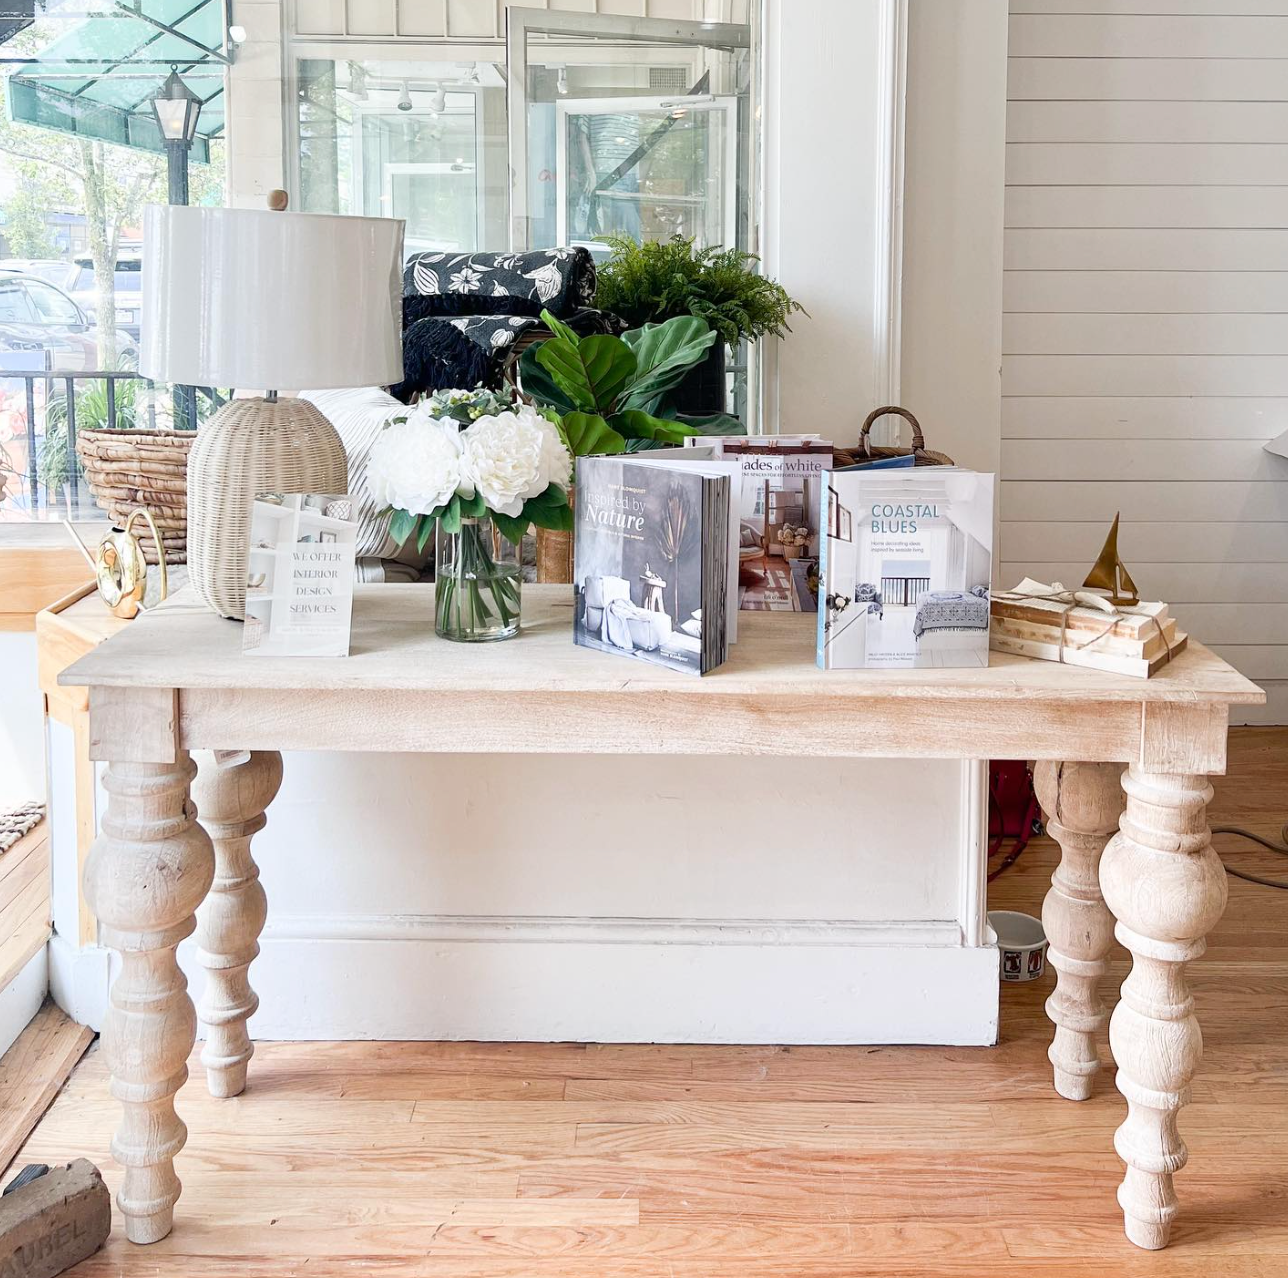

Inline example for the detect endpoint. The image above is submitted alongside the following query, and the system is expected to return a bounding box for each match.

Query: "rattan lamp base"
[187,396,347,619]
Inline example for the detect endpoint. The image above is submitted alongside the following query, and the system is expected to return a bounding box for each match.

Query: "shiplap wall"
[1003,1,1288,724]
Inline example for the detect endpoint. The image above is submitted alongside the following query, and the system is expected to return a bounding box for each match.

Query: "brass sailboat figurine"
[1083,512,1139,606]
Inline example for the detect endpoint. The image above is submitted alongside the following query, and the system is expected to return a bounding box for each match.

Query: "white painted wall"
[0,633,45,809]
[1003,1,1288,725]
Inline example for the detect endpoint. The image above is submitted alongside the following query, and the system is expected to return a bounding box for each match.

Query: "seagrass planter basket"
[75,427,195,565]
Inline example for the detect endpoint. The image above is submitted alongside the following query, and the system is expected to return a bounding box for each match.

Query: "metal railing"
[5,368,224,513]
[881,575,931,608]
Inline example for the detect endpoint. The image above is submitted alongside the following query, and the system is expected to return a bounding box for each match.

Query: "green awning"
[2,1,229,162]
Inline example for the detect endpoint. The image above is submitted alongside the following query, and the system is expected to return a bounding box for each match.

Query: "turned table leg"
[1099,767,1228,1250]
[83,755,214,1244]
[1034,761,1124,1100]
[193,750,283,1098]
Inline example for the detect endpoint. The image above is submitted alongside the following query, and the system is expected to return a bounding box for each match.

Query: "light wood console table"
[60,584,1264,1251]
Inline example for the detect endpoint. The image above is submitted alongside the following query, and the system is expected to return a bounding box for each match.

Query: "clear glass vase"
[434,517,522,642]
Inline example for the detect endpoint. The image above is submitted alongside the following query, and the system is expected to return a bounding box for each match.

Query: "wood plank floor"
[11,729,1288,1276]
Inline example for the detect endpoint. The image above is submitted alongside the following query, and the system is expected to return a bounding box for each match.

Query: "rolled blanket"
[403,248,598,319]
[604,597,672,651]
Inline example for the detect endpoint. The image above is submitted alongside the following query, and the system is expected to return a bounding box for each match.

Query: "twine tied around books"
[993,579,1174,670]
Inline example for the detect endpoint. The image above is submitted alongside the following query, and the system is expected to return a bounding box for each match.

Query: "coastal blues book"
[687,436,834,613]
[574,455,739,675]
[817,468,995,670]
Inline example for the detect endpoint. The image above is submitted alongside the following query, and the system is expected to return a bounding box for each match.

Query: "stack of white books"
[989,583,1186,679]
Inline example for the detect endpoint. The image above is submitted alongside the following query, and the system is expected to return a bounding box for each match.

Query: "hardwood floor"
[10,729,1287,1276]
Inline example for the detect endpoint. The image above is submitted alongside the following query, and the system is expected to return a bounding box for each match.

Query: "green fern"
[594,234,806,351]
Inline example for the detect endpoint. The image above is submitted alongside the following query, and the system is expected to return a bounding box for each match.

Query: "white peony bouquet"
[367,391,574,554]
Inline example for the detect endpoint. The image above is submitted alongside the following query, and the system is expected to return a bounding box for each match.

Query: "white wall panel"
[1003,480,1288,523]
[1005,270,1288,314]
[1007,143,1288,186]
[1004,315,1288,358]
[1003,398,1288,441]
[1008,101,1288,145]
[1006,185,1288,230]
[1003,2,1288,724]
[1008,57,1288,102]
[1009,13,1288,57]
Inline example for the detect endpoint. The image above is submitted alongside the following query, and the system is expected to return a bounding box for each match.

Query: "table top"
[62,584,1265,708]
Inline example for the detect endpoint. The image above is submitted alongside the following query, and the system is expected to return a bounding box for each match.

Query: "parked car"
[0,258,76,287]
[65,256,142,340]
[0,273,138,374]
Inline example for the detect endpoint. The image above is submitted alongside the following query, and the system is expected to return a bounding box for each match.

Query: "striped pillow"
[301,387,431,569]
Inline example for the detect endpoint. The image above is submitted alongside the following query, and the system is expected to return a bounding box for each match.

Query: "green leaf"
[559,411,627,457]
[619,316,717,408]
[525,498,574,532]
[491,511,531,545]
[675,412,747,436]
[458,490,487,519]
[537,334,637,414]
[518,346,579,413]
[610,409,698,445]
[439,495,463,535]
[416,515,435,555]
[539,308,580,347]
[388,508,417,547]
[526,484,570,514]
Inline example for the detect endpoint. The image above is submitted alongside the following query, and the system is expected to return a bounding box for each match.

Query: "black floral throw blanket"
[393,248,603,401]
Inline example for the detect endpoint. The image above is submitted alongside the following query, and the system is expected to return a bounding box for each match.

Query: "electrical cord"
[1212,824,1288,891]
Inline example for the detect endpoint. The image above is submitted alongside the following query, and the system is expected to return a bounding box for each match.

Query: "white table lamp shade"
[140,205,405,390]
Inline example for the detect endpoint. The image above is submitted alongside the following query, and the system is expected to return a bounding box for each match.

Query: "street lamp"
[151,68,202,206]
[151,68,202,429]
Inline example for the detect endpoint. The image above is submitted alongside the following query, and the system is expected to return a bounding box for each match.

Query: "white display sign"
[242,493,357,657]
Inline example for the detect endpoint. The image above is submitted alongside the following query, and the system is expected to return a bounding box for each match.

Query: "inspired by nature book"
[817,468,995,670]
[574,455,739,675]
[691,436,834,613]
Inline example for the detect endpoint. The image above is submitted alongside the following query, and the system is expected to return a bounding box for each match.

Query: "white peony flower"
[460,405,569,518]
[532,410,573,492]
[367,415,471,518]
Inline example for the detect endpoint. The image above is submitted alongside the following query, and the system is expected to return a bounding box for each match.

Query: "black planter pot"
[672,342,727,416]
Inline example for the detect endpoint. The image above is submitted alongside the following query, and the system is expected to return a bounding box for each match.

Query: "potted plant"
[517,309,742,581]
[593,234,807,415]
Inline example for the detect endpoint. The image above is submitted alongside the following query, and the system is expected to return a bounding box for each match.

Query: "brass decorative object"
[1083,512,1139,606]
[66,509,169,619]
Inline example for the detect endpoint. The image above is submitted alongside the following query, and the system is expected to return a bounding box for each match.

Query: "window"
[0,281,37,324]
[27,282,80,325]
[296,60,507,254]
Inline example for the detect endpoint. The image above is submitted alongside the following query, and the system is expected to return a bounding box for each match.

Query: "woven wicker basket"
[76,427,195,565]
[834,406,954,469]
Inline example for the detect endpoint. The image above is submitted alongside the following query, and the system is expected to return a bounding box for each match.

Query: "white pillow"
[302,387,426,566]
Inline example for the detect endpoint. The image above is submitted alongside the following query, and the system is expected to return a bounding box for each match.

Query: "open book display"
[573,454,740,675]
[818,469,995,670]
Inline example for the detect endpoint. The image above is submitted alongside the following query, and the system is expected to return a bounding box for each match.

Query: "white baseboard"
[176,914,1001,1046]
[48,933,110,1032]
[0,947,48,1059]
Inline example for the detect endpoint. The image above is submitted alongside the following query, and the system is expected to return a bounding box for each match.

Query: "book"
[243,492,358,657]
[988,582,1186,677]
[692,436,834,613]
[817,468,995,670]
[573,455,740,675]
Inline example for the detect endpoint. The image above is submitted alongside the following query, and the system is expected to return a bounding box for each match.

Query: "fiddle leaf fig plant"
[521,309,741,455]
